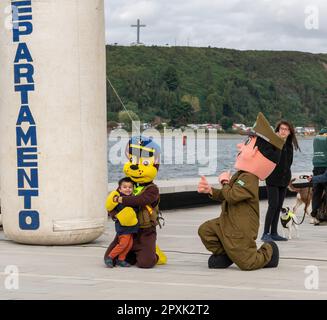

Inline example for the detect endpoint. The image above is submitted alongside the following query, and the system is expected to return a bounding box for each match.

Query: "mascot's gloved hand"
[116,207,138,226]
[156,244,167,265]
[105,190,120,212]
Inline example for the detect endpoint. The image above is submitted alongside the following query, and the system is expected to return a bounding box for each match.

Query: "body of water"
[108,136,314,182]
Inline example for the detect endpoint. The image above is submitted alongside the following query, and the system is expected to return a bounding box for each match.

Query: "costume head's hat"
[240,112,285,164]
[240,112,284,150]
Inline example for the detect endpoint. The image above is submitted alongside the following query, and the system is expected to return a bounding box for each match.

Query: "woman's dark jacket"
[266,138,293,187]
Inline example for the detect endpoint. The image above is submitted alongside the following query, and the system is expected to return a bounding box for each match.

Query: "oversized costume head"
[124,136,161,184]
[235,112,285,180]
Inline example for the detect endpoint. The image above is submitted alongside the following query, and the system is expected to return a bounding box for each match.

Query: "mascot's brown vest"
[134,183,160,229]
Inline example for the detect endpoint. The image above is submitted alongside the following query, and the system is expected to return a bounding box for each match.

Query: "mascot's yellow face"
[123,142,159,184]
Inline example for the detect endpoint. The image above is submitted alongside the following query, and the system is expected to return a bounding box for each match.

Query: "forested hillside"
[106,45,327,129]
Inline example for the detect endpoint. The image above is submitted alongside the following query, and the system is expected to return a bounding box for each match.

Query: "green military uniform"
[198,112,284,270]
[199,171,273,270]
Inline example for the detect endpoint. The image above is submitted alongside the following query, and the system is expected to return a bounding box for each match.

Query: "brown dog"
[288,178,313,216]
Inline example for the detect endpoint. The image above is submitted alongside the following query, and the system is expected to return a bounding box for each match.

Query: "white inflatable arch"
[0,0,107,244]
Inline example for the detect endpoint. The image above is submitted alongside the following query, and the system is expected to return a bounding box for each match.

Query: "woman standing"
[261,120,300,241]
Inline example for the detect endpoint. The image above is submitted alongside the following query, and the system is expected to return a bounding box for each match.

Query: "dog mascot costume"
[198,112,285,270]
[104,136,166,268]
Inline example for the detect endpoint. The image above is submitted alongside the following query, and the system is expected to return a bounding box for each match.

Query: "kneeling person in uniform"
[198,113,285,271]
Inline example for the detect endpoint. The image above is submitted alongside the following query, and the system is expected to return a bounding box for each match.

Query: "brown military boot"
[208,254,233,269]
[264,241,279,268]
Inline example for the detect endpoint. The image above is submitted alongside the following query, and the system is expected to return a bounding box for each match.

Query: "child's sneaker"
[116,259,131,267]
[104,256,114,268]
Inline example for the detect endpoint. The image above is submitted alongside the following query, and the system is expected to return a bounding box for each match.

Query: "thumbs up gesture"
[198,176,212,195]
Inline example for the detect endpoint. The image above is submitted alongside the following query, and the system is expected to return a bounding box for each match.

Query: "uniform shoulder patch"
[236,179,245,186]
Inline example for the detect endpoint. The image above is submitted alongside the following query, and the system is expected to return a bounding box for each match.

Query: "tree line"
[106,45,327,130]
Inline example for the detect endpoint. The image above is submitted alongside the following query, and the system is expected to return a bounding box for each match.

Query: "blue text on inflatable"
[12,0,40,230]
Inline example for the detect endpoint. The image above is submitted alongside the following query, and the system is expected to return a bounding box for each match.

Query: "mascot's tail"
[156,245,167,265]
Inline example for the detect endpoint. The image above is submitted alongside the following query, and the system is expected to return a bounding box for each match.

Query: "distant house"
[304,127,316,136]
[212,124,223,131]
[295,127,316,136]
[186,124,223,131]
[142,123,152,130]
[232,123,247,131]
[186,124,199,130]
[198,124,210,130]
[295,127,305,135]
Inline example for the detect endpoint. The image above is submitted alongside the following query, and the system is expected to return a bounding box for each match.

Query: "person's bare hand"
[218,171,231,185]
[198,176,212,195]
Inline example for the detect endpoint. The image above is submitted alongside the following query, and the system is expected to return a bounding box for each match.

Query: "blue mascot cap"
[128,136,161,161]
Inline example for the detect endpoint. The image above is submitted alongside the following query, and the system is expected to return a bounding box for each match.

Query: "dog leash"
[292,175,312,225]
[292,210,306,225]
[294,189,310,226]
[282,208,306,226]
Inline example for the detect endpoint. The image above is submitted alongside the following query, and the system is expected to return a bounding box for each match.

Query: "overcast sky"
[104,0,326,53]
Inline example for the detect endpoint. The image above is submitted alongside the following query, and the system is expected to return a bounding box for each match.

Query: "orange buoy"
[183,135,187,146]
